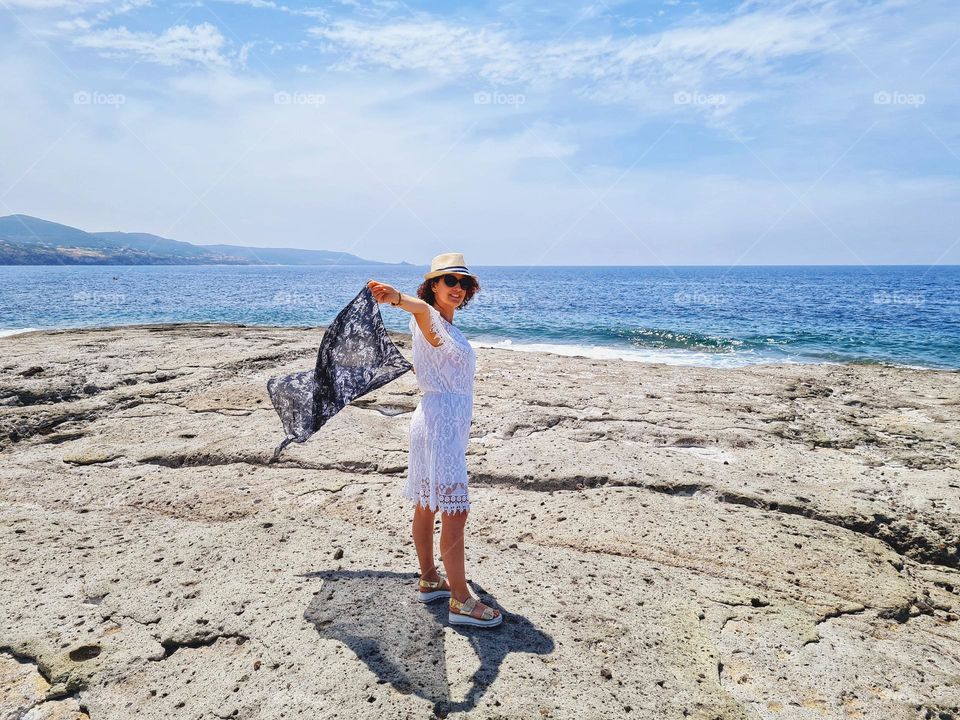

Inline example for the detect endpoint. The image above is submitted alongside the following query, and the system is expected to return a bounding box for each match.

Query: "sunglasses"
[440,274,475,291]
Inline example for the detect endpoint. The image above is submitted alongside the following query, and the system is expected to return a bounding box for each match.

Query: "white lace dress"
[402,304,477,514]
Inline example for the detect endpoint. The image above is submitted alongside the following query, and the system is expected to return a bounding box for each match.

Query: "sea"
[1,265,958,370]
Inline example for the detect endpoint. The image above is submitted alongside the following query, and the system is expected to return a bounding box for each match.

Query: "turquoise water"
[1,265,958,369]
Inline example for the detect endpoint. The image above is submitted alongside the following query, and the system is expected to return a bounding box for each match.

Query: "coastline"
[1,323,958,719]
[3,320,957,372]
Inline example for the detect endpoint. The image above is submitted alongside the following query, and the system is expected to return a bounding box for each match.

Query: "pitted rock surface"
[1,323,958,719]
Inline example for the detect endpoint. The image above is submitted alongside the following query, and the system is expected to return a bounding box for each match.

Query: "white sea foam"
[0,328,40,339]
[468,337,810,368]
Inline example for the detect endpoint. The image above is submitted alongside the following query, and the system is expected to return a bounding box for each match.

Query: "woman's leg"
[439,509,470,600]
[412,503,440,580]
[440,509,502,620]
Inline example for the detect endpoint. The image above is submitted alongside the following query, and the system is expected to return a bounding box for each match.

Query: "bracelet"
[390,290,402,306]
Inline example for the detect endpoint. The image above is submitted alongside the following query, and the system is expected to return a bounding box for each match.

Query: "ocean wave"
[469,337,807,368]
[0,328,40,338]
[614,327,746,352]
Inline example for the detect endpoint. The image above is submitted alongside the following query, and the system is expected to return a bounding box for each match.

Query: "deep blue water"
[1,265,958,369]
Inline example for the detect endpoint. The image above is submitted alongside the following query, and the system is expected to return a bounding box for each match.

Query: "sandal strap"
[450,596,496,620]
[418,565,447,590]
[419,576,447,590]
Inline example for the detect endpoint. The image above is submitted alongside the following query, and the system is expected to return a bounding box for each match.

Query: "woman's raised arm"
[367,279,443,348]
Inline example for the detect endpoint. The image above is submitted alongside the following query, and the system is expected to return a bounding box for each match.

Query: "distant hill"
[0,215,411,266]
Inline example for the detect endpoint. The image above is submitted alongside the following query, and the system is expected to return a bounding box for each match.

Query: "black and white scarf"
[267,286,413,461]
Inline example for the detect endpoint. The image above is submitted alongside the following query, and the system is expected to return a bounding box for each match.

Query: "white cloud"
[2,0,958,265]
[73,23,230,67]
[211,0,330,20]
[167,69,272,103]
[308,5,844,118]
[315,7,836,80]
[7,0,150,33]
[219,0,280,7]
[54,17,94,32]
[605,9,833,86]
[310,20,521,81]
[2,0,109,8]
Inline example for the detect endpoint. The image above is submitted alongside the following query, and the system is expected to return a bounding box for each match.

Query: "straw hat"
[423,252,477,280]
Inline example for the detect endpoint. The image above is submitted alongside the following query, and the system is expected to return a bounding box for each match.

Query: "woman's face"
[432,273,471,311]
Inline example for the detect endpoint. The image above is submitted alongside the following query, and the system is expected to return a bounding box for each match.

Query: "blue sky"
[1,0,958,265]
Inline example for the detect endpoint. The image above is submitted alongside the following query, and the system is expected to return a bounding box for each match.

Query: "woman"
[367,252,502,628]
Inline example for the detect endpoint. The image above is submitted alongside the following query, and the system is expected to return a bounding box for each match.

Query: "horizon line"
[2,262,959,269]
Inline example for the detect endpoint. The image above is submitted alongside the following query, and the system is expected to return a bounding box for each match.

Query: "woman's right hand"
[367,279,399,305]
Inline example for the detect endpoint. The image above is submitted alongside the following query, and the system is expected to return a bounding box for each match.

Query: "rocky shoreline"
[1,323,958,719]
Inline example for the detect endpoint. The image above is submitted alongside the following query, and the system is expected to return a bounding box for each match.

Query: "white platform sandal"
[448,595,503,628]
[416,564,452,603]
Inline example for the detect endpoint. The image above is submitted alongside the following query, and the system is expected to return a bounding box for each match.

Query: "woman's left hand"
[367,279,399,304]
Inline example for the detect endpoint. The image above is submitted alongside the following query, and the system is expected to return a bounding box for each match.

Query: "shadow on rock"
[301,569,554,716]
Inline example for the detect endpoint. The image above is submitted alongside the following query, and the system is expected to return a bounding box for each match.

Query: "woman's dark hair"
[417,275,481,310]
